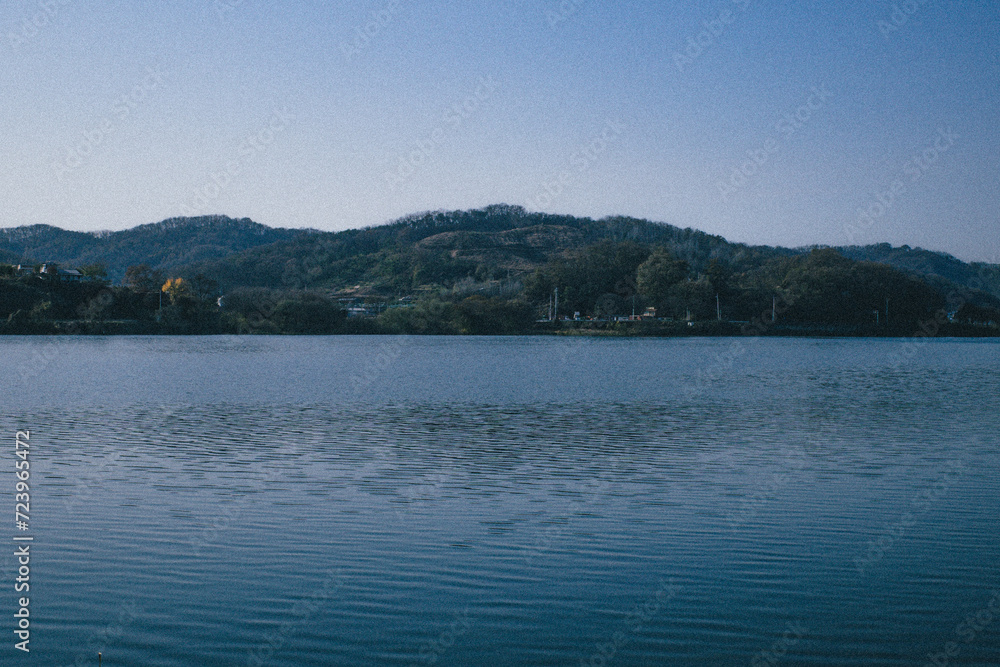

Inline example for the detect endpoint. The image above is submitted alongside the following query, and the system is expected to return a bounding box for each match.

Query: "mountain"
[837,243,1000,301]
[0,215,307,279]
[0,247,20,265]
[2,205,997,335]
[172,204,797,292]
[3,208,997,304]
[171,206,1000,307]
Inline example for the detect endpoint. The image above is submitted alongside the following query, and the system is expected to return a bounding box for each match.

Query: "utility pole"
[716,294,721,321]
[554,287,559,322]
[772,296,776,323]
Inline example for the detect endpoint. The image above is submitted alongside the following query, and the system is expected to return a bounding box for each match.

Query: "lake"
[1,336,998,665]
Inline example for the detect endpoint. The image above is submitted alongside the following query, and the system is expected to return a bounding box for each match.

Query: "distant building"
[59,268,84,282]
[37,263,85,282]
[346,306,373,318]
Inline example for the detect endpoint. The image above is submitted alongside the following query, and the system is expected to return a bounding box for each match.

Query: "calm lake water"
[1,336,999,665]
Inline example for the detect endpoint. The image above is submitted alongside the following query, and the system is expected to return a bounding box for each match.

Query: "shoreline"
[1,320,997,338]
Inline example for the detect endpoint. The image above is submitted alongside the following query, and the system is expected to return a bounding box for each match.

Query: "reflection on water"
[1,336,998,665]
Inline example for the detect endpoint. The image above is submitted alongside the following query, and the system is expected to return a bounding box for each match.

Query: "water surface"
[1,336,998,665]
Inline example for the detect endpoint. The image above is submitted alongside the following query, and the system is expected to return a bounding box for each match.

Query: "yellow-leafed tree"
[161,278,192,305]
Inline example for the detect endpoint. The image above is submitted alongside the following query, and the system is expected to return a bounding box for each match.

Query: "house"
[38,263,85,282]
[15,265,33,277]
[59,269,84,282]
[346,305,376,318]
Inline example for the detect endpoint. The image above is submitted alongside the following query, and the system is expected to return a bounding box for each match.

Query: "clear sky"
[2,0,998,262]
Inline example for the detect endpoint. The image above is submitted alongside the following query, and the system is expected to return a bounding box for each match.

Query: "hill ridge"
[1,206,997,302]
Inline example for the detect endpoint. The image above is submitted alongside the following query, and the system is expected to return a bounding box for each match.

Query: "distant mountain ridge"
[2,207,997,303]
[0,215,307,279]
[170,205,800,292]
[836,243,1000,301]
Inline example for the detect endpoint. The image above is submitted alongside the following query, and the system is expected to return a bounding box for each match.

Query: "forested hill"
[2,205,998,336]
[0,215,306,279]
[172,205,1000,301]
[5,206,994,302]
[837,243,1000,300]
[173,204,797,291]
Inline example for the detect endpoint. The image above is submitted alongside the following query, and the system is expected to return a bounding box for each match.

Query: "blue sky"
[2,0,998,261]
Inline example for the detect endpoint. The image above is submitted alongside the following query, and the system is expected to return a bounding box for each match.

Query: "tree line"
[523,242,999,329]
[2,241,998,335]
